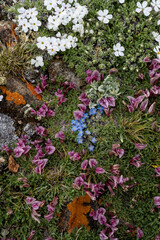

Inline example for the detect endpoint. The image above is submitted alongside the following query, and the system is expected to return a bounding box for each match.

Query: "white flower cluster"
[17,7,41,33]
[36,32,77,56]
[45,0,88,36]
[135,1,160,16]
[153,32,160,58]
[31,56,44,67]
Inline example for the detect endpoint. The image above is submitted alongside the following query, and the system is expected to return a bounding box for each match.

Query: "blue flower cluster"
[71,104,104,151]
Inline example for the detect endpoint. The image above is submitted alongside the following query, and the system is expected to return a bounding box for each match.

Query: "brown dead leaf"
[8,155,19,173]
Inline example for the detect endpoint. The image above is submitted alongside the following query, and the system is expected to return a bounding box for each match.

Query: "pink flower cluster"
[32,137,56,174]
[90,207,119,240]
[73,158,105,200]
[125,222,143,239]
[68,150,81,161]
[35,74,48,94]
[14,135,31,158]
[154,196,160,208]
[31,103,55,118]
[86,69,103,84]
[109,144,124,158]
[126,58,160,114]
[106,164,129,196]
[73,93,90,120]
[18,177,30,188]
[26,196,58,224]
[44,196,58,221]
[55,81,75,105]
[129,155,145,168]
[26,197,45,223]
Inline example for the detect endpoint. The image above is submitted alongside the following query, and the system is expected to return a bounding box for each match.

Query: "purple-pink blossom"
[135,143,147,150]
[137,227,143,239]
[154,196,160,208]
[55,131,65,142]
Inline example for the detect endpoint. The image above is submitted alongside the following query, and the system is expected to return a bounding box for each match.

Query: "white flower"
[31,56,44,67]
[47,46,59,56]
[44,0,57,11]
[29,17,41,31]
[152,31,160,43]
[0,95,3,101]
[113,42,125,56]
[27,8,38,18]
[151,0,160,12]
[97,9,112,24]
[153,46,160,58]
[157,19,160,25]
[72,23,84,36]
[135,1,152,16]
[36,36,48,50]
[18,18,30,33]
[119,0,125,3]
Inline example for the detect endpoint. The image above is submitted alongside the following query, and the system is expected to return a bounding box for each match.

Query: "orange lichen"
[26,82,42,101]
[67,194,93,233]
[6,23,19,47]
[0,86,7,94]
[5,90,26,105]
[8,155,19,173]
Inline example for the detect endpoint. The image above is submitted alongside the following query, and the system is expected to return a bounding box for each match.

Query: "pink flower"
[154,196,160,208]
[89,210,98,220]
[40,74,48,81]
[81,159,88,170]
[28,230,35,240]
[155,166,160,177]
[129,155,144,168]
[99,97,109,109]
[78,104,86,112]
[31,209,41,223]
[85,190,96,200]
[91,70,101,81]
[73,110,84,120]
[14,146,24,158]
[47,109,55,117]
[74,177,84,186]
[155,232,160,240]
[78,93,90,106]
[140,99,148,112]
[36,126,45,136]
[148,102,156,114]
[35,83,42,94]
[55,131,65,141]
[41,79,48,89]
[98,207,106,215]
[135,143,147,150]
[98,214,107,225]
[99,229,108,240]
[144,57,151,62]
[89,158,97,168]
[109,144,124,158]
[45,145,56,155]
[137,227,143,239]
[95,167,105,174]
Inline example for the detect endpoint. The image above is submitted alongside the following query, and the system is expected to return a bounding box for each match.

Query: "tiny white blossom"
[153,46,160,58]
[119,0,125,3]
[37,36,48,50]
[27,8,38,18]
[44,0,57,11]
[31,56,44,67]
[19,18,30,33]
[152,32,160,43]
[135,1,152,16]
[29,17,41,31]
[113,42,125,56]
[157,19,160,25]
[97,9,112,24]
[151,0,160,12]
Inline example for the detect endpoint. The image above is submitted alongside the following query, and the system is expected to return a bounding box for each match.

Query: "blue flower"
[72,126,78,132]
[77,138,83,144]
[85,129,91,135]
[91,137,97,143]
[97,105,104,111]
[81,123,87,129]
[80,118,85,123]
[88,145,95,151]
[89,108,97,115]
[71,120,77,125]
[83,113,89,119]
[78,129,83,136]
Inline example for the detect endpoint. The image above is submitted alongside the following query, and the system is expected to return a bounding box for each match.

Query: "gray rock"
[0,113,18,148]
